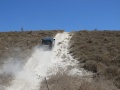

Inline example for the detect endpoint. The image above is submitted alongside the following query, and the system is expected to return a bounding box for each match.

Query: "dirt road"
[4,32,91,90]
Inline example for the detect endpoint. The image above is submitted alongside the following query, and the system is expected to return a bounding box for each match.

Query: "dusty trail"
[4,32,91,90]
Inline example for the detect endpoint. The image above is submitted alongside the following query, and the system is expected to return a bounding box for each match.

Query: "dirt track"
[0,30,62,89]
[1,30,119,90]
[2,32,91,90]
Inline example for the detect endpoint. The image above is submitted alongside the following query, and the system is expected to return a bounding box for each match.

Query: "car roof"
[42,37,54,40]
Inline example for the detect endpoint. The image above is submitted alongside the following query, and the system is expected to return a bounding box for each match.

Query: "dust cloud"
[1,32,91,90]
[4,46,53,90]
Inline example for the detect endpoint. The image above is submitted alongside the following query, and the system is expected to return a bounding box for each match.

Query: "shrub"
[40,72,117,90]
[83,60,98,73]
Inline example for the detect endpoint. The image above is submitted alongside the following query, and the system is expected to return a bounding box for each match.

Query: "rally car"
[41,37,55,49]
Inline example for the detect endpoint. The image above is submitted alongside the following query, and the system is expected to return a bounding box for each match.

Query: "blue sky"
[0,0,120,32]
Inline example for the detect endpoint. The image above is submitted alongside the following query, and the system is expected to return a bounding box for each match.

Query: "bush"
[40,72,117,90]
[83,60,98,73]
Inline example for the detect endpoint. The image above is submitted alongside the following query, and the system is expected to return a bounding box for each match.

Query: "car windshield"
[43,37,54,41]
[42,40,52,44]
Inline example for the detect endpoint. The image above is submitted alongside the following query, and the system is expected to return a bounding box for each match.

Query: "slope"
[4,32,91,90]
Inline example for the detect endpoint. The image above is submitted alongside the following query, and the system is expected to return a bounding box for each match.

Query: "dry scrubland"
[40,30,119,90]
[69,30,120,89]
[0,30,63,86]
[0,30,120,90]
[40,73,116,90]
[0,30,62,60]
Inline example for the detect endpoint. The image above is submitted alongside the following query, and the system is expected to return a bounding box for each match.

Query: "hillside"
[0,30,63,88]
[70,30,120,89]
[0,30,63,59]
[0,30,120,90]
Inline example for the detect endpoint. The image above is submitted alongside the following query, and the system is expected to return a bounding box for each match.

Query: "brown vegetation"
[0,73,13,86]
[0,30,63,60]
[1,30,120,89]
[0,30,63,86]
[40,72,117,90]
[70,30,120,89]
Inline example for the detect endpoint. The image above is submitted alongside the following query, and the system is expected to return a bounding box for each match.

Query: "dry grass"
[40,72,117,90]
[70,30,120,89]
[0,30,63,60]
[0,30,63,86]
[0,72,13,86]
